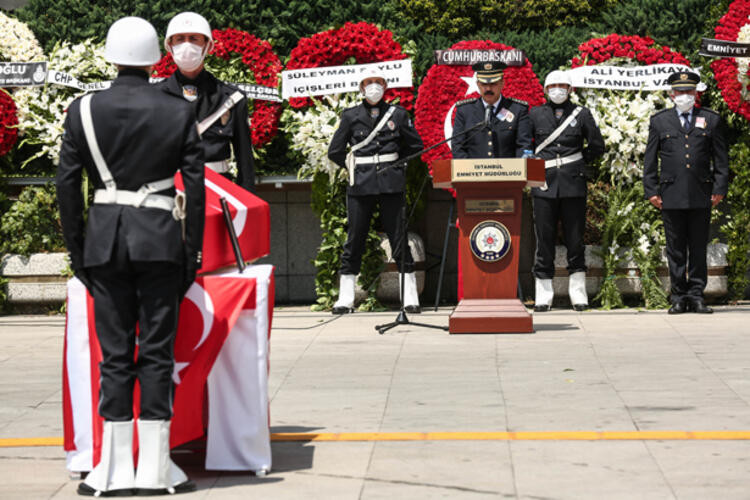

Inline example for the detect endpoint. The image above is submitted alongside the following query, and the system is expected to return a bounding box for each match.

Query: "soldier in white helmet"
[57,16,204,496]
[158,12,255,192]
[528,70,604,311]
[327,68,424,314]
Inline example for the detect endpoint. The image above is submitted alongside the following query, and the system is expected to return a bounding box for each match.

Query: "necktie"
[681,113,690,129]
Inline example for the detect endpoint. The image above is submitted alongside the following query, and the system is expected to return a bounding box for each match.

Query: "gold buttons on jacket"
[686,164,691,168]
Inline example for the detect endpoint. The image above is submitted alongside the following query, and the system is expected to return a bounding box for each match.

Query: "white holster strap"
[346,105,396,186]
[545,152,584,169]
[196,91,244,137]
[353,152,399,165]
[535,106,583,156]
[206,160,230,173]
[81,94,181,218]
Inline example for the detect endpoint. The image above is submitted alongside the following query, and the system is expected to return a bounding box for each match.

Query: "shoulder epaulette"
[698,107,719,116]
[508,97,528,106]
[456,97,479,106]
[653,108,671,117]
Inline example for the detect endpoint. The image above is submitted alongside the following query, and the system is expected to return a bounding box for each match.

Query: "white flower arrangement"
[738,21,750,101]
[0,12,44,63]
[282,92,361,183]
[571,87,670,184]
[13,39,116,166]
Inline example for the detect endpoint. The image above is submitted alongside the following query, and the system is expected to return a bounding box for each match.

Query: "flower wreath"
[285,21,414,110]
[569,34,691,183]
[153,28,282,148]
[414,40,545,169]
[710,0,750,121]
[0,89,18,157]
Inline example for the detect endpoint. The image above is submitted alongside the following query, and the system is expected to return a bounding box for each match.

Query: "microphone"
[484,105,491,126]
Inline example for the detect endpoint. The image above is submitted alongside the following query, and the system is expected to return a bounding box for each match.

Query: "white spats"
[83,420,135,493]
[568,271,588,307]
[535,278,554,308]
[134,419,188,492]
[332,274,356,313]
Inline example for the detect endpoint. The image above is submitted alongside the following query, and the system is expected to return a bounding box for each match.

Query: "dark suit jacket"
[451,96,532,159]
[529,101,604,198]
[158,70,255,192]
[643,107,729,209]
[57,69,205,270]
[328,100,423,196]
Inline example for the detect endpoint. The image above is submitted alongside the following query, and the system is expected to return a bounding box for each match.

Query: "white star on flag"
[172,362,189,384]
[460,72,480,96]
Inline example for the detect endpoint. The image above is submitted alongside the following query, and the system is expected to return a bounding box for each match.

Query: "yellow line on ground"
[4,431,750,448]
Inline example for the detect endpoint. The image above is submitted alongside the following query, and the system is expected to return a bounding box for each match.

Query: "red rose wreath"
[285,21,414,110]
[0,89,18,157]
[414,40,545,169]
[571,33,690,67]
[711,0,750,121]
[153,28,282,147]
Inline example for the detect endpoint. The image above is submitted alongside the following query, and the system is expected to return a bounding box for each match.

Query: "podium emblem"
[469,220,511,262]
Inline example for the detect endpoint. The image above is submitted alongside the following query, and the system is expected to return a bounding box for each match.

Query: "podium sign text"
[452,158,529,183]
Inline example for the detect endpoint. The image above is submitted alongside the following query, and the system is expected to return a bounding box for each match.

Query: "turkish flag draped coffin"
[62,265,275,473]
[175,167,270,273]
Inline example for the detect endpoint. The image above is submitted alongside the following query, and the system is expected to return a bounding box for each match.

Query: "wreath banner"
[700,38,750,58]
[154,27,282,148]
[415,40,545,167]
[281,59,412,100]
[710,0,750,120]
[433,49,526,66]
[285,22,414,110]
[568,63,700,90]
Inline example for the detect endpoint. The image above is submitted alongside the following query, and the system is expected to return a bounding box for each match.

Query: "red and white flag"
[63,265,274,473]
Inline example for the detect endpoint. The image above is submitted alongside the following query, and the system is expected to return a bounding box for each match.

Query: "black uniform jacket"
[643,107,729,209]
[451,96,532,159]
[328,99,423,196]
[529,100,605,198]
[158,70,255,192]
[57,69,205,271]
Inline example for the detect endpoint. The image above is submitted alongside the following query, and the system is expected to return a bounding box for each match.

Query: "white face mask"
[363,83,385,104]
[172,42,205,72]
[673,94,696,113]
[547,87,569,104]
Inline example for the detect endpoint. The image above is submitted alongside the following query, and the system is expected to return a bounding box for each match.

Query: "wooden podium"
[432,158,545,334]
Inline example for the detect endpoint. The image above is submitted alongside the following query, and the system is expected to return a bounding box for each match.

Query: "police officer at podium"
[529,70,604,312]
[158,11,255,192]
[57,17,204,496]
[327,68,424,314]
[643,71,728,314]
[452,60,533,159]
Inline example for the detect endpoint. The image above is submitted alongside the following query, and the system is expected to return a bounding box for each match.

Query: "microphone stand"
[375,115,491,335]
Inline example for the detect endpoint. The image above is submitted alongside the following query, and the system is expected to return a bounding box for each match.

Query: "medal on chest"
[182,85,198,102]
[497,107,514,122]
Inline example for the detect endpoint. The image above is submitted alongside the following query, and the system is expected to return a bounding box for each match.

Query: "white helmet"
[105,17,161,66]
[359,67,387,87]
[164,12,213,52]
[544,70,572,88]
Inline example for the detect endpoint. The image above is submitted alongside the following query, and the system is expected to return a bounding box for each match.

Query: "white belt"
[94,190,175,211]
[206,160,230,173]
[544,152,583,169]
[353,152,399,165]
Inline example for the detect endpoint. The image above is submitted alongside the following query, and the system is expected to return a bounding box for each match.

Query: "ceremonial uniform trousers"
[643,107,728,302]
[57,69,205,421]
[159,69,256,192]
[529,101,604,279]
[328,100,424,275]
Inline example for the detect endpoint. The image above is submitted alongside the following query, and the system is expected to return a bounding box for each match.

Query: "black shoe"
[572,303,588,312]
[78,483,135,497]
[404,305,421,314]
[332,305,354,315]
[136,480,196,496]
[668,300,687,314]
[534,304,551,312]
[688,298,713,314]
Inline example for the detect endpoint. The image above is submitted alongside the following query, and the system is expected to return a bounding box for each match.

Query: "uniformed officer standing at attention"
[328,68,424,314]
[529,70,604,312]
[56,17,204,496]
[158,12,255,192]
[643,71,728,314]
[451,60,533,159]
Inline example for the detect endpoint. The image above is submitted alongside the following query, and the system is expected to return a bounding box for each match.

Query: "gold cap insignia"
[680,73,688,80]
[484,63,492,70]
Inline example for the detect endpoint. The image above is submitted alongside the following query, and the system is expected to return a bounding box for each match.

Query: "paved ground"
[2,304,750,499]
